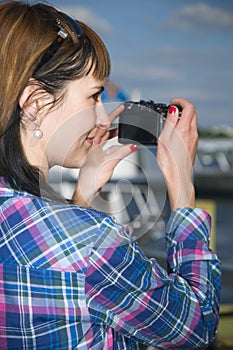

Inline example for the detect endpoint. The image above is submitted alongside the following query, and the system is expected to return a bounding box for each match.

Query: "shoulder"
[0,188,109,234]
[0,185,132,248]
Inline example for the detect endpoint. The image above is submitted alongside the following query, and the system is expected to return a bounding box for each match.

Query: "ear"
[19,81,39,117]
[19,78,54,118]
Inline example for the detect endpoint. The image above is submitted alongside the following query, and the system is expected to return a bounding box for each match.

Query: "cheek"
[62,140,88,168]
[44,111,94,166]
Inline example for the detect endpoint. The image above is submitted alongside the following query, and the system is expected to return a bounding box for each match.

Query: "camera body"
[118,100,182,146]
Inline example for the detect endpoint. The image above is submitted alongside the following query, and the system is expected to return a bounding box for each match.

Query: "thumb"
[166,105,180,126]
[159,105,180,142]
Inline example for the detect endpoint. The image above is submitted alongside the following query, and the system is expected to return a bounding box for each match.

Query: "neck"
[20,128,49,181]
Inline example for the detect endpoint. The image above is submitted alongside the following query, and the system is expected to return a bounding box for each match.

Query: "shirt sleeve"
[85,207,222,349]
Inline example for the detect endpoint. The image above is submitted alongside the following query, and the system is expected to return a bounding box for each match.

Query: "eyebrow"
[92,85,104,93]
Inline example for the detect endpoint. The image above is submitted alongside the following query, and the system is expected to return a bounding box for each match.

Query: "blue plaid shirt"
[0,179,221,349]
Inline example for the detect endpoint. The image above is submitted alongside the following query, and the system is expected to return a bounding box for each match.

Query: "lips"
[86,136,94,145]
[86,129,97,145]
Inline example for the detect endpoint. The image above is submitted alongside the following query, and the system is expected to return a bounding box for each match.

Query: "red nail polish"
[130,144,138,152]
[168,106,177,115]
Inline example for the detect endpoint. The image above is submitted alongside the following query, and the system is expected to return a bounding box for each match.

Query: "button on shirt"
[0,180,221,349]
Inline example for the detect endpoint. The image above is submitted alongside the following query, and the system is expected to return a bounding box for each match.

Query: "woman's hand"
[157,98,198,210]
[72,104,138,207]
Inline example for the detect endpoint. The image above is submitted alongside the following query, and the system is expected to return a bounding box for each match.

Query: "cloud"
[169,3,233,32]
[113,62,182,82]
[58,5,112,35]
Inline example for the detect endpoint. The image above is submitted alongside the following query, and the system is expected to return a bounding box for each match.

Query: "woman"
[0,1,221,349]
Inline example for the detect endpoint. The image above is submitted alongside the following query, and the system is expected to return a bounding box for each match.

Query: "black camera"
[118,100,182,146]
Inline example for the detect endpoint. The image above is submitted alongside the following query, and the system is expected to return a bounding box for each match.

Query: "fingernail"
[130,144,138,152]
[168,106,177,115]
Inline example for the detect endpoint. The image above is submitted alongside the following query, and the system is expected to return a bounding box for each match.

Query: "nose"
[95,102,111,130]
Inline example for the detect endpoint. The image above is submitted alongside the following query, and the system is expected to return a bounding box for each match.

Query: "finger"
[108,103,125,122]
[93,128,108,145]
[170,97,191,109]
[100,131,111,144]
[160,105,179,142]
[94,104,124,145]
[93,127,118,146]
[190,109,198,130]
[166,105,180,126]
[93,144,137,177]
[170,98,196,128]
[170,99,198,160]
[106,143,138,160]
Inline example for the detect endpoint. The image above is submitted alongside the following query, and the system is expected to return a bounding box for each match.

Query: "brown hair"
[0,0,111,198]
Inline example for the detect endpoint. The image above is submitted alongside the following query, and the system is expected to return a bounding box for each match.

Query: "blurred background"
[27,0,233,347]
[50,0,233,130]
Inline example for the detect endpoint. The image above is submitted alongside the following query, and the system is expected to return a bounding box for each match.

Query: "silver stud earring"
[33,127,43,139]
[30,113,43,139]
[20,110,43,138]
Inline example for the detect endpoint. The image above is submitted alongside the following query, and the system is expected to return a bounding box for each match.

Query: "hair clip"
[56,19,68,40]
[33,12,83,74]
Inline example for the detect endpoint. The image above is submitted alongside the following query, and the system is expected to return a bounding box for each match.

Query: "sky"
[29,0,233,129]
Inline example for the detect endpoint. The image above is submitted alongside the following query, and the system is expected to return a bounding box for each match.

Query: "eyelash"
[91,92,100,102]
[92,92,102,102]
